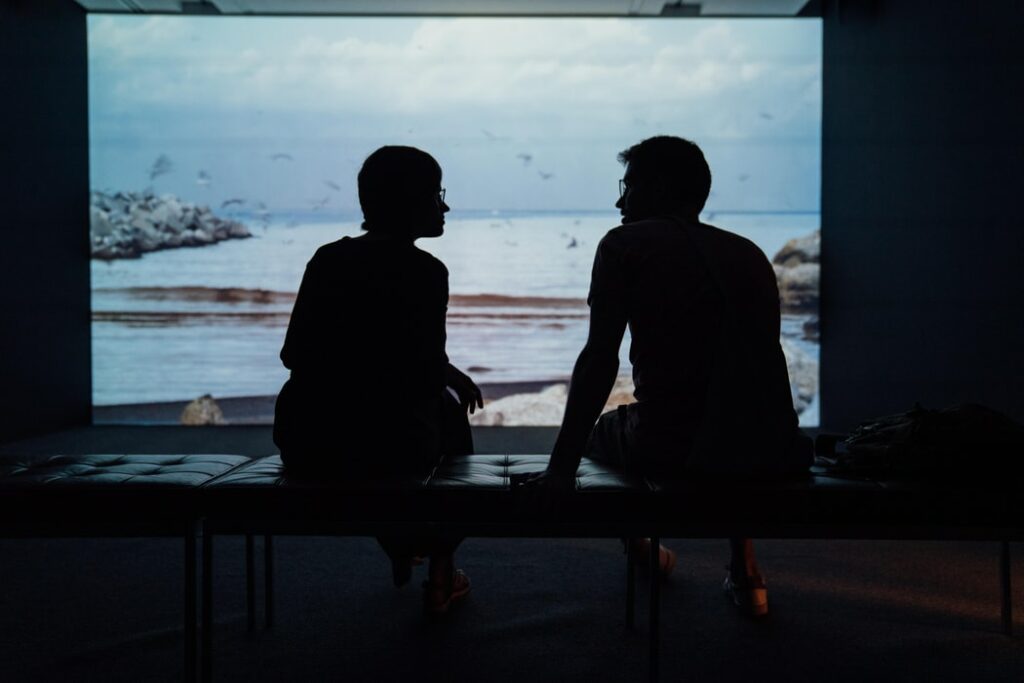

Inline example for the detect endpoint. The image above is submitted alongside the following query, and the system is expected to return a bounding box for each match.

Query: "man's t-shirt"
[588,216,802,472]
[273,236,449,470]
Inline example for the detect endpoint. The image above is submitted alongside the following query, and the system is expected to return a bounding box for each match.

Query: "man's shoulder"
[698,221,770,262]
[600,217,672,245]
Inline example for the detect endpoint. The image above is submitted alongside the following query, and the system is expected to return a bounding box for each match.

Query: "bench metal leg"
[626,540,636,630]
[185,522,198,683]
[202,526,213,683]
[265,534,275,628]
[1001,541,1013,636]
[649,536,660,683]
[246,534,256,631]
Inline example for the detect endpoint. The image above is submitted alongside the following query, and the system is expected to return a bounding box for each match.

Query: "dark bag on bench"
[823,403,1024,479]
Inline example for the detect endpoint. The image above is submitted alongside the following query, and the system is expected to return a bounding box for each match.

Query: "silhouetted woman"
[273,146,482,615]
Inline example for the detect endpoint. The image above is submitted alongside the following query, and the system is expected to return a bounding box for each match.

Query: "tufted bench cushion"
[0,454,251,535]
[202,453,652,536]
[203,455,439,534]
[425,454,652,533]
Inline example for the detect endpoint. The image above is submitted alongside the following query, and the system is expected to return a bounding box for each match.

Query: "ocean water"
[91,210,820,423]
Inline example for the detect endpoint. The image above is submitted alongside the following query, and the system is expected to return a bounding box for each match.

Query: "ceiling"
[74,0,815,17]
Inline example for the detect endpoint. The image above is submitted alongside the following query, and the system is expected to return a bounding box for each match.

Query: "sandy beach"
[92,379,570,425]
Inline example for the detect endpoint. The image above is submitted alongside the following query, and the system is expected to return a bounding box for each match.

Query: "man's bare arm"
[546,296,628,478]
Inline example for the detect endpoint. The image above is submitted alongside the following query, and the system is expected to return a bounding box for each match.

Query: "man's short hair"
[358,145,441,230]
[617,136,712,212]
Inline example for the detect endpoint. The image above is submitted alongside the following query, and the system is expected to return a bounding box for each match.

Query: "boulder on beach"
[772,230,820,267]
[180,394,226,426]
[772,230,820,315]
[90,190,251,260]
[773,262,820,313]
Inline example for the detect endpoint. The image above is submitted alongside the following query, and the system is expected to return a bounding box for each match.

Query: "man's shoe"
[423,569,471,616]
[625,538,677,580]
[723,571,768,617]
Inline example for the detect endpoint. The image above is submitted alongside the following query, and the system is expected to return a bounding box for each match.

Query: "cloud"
[88,17,820,140]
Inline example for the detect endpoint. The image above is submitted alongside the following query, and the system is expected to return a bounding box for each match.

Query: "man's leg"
[588,406,677,579]
[725,538,769,616]
[728,538,761,577]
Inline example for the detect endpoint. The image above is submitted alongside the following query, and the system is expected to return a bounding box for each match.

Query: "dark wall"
[0,0,91,441]
[820,0,1024,430]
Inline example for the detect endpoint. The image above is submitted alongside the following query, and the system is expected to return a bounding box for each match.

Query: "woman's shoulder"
[411,245,449,277]
[308,236,354,263]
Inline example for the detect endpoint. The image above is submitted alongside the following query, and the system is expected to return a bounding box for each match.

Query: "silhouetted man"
[274,145,482,615]
[526,136,812,617]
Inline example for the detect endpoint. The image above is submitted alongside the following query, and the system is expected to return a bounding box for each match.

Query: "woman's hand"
[445,363,484,414]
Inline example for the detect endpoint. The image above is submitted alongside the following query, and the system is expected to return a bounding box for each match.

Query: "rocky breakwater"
[772,229,821,416]
[772,229,819,316]
[90,190,251,259]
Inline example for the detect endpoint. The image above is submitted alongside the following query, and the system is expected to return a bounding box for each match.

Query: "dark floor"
[1,536,1021,682]
[1,427,1022,682]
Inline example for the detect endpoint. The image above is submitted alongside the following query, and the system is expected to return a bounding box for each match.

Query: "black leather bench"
[1,452,1018,683]
[0,453,252,683]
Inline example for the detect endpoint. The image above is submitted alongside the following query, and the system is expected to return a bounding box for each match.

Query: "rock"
[227,222,250,238]
[781,339,818,415]
[180,394,226,426]
[90,206,114,238]
[772,229,820,267]
[90,190,251,259]
[772,230,821,314]
[190,228,215,244]
[774,262,820,313]
[802,316,820,342]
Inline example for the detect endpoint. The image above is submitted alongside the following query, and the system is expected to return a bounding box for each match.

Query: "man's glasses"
[438,188,446,203]
[618,179,628,198]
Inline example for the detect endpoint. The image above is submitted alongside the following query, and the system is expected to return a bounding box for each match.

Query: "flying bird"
[270,153,293,162]
[196,170,211,187]
[567,237,578,249]
[759,112,774,120]
[311,196,330,211]
[516,153,533,166]
[324,180,341,192]
[221,198,245,209]
[738,173,750,182]
[481,129,509,142]
[148,154,173,181]
[538,171,554,181]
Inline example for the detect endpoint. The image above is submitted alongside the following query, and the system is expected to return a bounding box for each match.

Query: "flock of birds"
[143,115,775,245]
[146,152,345,229]
[143,128,567,234]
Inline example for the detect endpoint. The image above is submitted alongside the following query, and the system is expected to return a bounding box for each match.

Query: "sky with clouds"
[88,16,821,215]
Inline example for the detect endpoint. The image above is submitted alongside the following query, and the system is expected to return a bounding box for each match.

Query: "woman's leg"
[418,391,471,588]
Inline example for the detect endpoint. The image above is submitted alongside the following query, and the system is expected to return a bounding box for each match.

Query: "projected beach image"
[89,16,822,426]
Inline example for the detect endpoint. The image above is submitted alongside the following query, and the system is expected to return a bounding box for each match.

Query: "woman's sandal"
[624,538,677,580]
[422,569,471,616]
